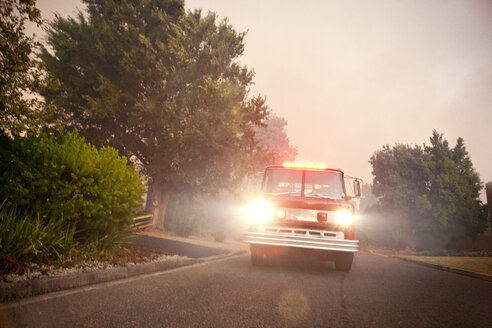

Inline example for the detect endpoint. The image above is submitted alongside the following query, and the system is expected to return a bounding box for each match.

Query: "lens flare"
[278,289,311,325]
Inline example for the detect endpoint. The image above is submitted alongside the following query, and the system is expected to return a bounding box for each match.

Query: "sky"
[33,0,492,193]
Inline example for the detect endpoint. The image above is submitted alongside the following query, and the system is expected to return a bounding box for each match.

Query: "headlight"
[276,209,286,219]
[335,210,354,227]
[245,200,274,224]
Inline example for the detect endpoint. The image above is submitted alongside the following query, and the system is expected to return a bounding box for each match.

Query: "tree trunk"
[404,215,414,252]
[152,181,172,230]
[145,182,153,213]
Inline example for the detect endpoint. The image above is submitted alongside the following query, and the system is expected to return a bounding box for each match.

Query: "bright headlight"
[245,200,274,224]
[276,209,286,219]
[335,210,353,227]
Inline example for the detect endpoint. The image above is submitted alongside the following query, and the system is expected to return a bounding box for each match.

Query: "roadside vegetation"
[358,131,491,277]
[40,0,272,233]
[0,0,295,277]
[40,0,297,237]
[360,131,489,251]
[0,131,144,274]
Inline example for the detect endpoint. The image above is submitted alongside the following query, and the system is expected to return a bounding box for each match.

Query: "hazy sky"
[34,0,492,189]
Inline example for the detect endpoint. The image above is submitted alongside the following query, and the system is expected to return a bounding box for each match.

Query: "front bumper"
[244,226,359,253]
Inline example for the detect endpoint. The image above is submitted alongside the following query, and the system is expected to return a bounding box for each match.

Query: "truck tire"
[334,252,354,272]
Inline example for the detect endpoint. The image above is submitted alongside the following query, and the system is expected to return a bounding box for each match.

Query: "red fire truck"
[243,163,361,271]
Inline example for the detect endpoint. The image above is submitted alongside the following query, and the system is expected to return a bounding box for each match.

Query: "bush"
[0,130,144,244]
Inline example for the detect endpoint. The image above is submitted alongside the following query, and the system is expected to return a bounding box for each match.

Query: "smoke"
[163,177,262,240]
[356,210,408,250]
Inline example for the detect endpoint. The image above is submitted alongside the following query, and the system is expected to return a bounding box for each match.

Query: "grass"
[399,255,492,275]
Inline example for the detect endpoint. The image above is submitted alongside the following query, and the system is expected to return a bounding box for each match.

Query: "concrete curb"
[395,256,492,283]
[198,250,246,262]
[1,243,247,304]
[0,256,200,303]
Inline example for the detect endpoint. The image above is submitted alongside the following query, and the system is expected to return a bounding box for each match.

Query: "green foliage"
[0,206,77,263]
[0,0,56,135]
[40,0,271,228]
[369,131,488,250]
[0,130,145,243]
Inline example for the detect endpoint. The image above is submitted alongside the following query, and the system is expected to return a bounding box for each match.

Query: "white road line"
[1,254,246,310]
[369,249,389,257]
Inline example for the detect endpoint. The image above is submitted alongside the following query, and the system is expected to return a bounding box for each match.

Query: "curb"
[1,250,246,303]
[198,250,246,262]
[395,256,492,283]
[1,256,203,303]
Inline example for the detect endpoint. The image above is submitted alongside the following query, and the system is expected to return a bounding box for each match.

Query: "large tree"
[41,0,269,229]
[369,131,488,250]
[254,114,297,166]
[0,0,52,135]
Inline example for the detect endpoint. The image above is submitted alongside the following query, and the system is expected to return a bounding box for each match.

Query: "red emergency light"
[282,162,328,170]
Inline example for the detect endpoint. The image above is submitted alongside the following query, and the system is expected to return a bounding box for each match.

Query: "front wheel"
[334,252,354,272]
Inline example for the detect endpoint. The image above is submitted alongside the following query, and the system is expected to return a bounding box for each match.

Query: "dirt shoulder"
[398,255,492,276]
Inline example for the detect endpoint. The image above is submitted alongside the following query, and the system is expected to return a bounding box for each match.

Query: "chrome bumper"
[244,226,359,253]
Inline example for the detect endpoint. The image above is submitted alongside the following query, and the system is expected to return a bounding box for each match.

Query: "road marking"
[368,250,390,257]
[1,254,246,310]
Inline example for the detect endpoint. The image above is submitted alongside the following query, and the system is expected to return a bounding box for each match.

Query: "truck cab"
[243,163,361,271]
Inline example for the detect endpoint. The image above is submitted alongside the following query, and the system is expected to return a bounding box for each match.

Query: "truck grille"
[244,226,359,252]
[264,227,339,238]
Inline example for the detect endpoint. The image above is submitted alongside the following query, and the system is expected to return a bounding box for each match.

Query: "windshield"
[262,168,345,198]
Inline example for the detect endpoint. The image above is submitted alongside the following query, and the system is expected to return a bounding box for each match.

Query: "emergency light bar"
[282,162,328,170]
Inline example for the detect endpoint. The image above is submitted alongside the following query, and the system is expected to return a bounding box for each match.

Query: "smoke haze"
[34,0,492,195]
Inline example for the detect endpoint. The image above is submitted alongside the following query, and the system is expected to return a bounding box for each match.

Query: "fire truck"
[243,163,361,272]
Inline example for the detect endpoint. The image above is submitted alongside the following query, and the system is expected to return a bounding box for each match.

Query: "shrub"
[0,130,144,244]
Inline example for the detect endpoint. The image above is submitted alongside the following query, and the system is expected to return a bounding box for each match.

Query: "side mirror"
[353,180,362,198]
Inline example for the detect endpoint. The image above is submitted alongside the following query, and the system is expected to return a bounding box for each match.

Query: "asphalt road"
[2,251,491,328]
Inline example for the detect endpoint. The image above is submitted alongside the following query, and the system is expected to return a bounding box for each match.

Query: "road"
[2,251,491,327]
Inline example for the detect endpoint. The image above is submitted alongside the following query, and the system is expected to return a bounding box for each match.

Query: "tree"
[0,0,52,135]
[254,114,297,166]
[424,132,488,243]
[370,143,429,248]
[41,0,269,230]
[369,131,488,250]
